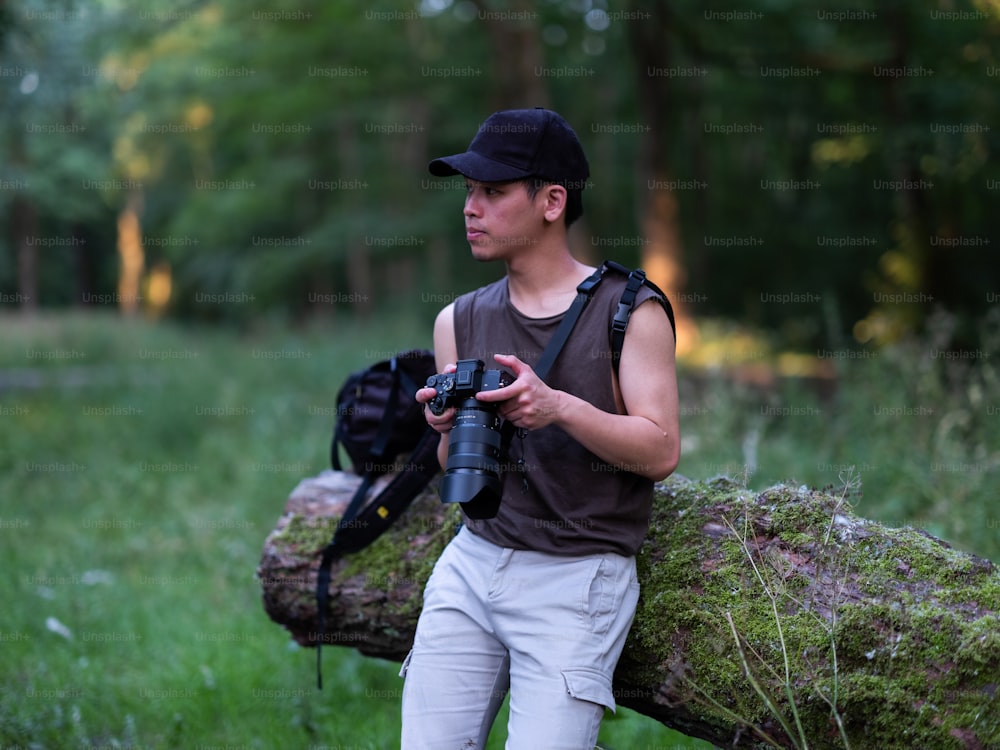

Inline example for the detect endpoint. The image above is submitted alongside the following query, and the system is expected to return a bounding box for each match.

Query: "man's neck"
[504,244,594,318]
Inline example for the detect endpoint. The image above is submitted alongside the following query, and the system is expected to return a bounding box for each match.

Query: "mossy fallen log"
[258,471,1000,749]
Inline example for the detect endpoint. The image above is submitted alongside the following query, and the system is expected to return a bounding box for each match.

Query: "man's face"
[463,179,543,260]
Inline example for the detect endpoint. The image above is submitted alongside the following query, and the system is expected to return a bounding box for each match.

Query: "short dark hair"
[522,178,584,227]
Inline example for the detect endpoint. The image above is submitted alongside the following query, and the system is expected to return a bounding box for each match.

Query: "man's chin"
[469,241,497,260]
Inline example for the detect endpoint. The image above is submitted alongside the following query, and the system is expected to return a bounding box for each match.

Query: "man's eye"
[465,184,499,196]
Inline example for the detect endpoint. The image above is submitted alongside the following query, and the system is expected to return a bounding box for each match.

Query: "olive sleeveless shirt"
[452,272,661,557]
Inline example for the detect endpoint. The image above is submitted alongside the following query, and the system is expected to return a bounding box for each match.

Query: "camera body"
[426,359,512,417]
[425,359,513,519]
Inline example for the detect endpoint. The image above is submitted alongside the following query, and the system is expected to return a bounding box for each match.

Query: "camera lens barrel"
[440,399,503,519]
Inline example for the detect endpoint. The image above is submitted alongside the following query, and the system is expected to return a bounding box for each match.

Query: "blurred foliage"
[1,0,998,348]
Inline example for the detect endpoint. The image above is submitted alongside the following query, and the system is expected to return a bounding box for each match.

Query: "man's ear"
[539,184,568,224]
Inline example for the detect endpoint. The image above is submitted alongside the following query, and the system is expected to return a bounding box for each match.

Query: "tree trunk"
[13,196,39,314]
[116,191,144,317]
[474,0,549,110]
[626,0,698,355]
[258,471,1000,750]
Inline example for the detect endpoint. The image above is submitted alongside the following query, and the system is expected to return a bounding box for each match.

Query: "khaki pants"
[400,525,639,750]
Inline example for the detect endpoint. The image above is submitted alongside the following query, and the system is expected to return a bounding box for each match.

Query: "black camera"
[426,359,513,519]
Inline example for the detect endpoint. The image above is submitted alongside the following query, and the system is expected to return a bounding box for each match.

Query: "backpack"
[330,349,438,477]
[316,350,441,688]
[313,261,675,687]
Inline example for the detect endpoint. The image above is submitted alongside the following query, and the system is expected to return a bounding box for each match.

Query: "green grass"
[0,312,714,750]
[677,313,1000,565]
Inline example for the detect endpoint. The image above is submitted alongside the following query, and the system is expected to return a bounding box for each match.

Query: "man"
[401,108,680,749]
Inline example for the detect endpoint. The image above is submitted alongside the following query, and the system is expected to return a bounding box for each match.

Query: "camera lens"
[440,398,503,519]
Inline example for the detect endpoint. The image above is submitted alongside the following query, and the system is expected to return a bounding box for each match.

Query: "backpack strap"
[500,266,605,451]
[318,352,439,688]
[315,425,440,688]
[315,472,375,688]
[534,266,604,381]
[603,259,676,376]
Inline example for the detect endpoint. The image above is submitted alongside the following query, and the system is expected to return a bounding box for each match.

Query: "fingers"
[472,353,528,403]
[415,361,457,406]
[423,401,455,433]
[419,354,554,432]
[427,411,454,433]
[419,362,457,433]
[493,352,526,374]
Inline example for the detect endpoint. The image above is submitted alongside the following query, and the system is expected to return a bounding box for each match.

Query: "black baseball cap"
[428,108,589,186]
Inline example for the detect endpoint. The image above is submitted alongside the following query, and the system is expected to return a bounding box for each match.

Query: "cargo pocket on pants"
[561,667,616,714]
[398,648,413,679]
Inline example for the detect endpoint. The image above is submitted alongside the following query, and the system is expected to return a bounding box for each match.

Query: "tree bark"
[258,471,1000,750]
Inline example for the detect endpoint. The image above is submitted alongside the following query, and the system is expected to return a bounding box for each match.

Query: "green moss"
[337,502,464,619]
[955,614,1000,669]
[270,488,463,624]
[271,512,341,553]
[638,475,1000,749]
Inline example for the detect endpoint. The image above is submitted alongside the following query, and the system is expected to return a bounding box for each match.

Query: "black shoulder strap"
[603,259,676,376]
[315,471,374,689]
[534,266,604,381]
[317,355,439,689]
[500,267,604,450]
[315,426,440,689]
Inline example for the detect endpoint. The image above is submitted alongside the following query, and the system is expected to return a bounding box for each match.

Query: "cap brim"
[427,152,532,182]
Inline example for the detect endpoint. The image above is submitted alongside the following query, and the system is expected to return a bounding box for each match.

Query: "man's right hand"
[417,363,457,433]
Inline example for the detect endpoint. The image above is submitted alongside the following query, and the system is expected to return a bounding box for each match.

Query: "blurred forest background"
[2,1,1000,748]
[2,0,998,349]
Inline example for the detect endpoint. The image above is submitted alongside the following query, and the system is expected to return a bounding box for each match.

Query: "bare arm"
[481,299,680,481]
[414,303,458,470]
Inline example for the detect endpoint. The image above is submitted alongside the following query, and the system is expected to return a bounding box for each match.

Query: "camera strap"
[500,267,605,455]
[499,260,675,455]
[533,267,605,381]
[316,354,440,689]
